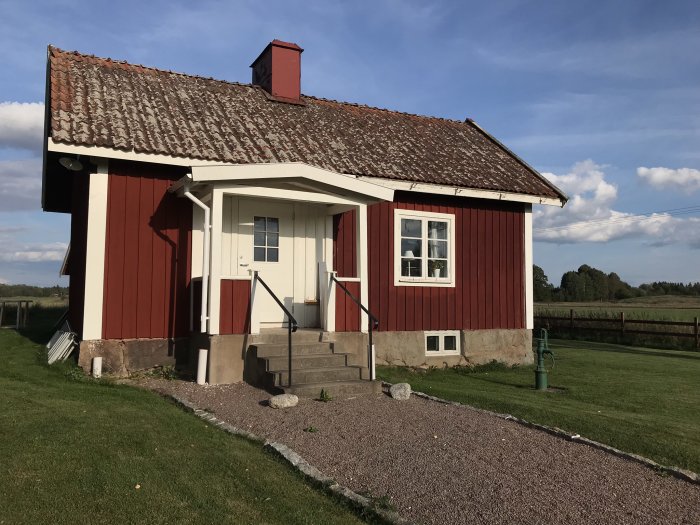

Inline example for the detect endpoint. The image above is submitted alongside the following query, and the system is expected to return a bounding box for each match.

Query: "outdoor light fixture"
[58,156,83,172]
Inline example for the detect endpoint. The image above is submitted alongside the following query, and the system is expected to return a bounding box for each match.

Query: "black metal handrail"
[330,274,379,380]
[253,271,298,387]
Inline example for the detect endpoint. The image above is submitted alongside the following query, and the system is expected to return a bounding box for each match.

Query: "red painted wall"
[219,279,251,334]
[335,280,361,332]
[68,172,90,338]
[333,209,357,278]
[360,192,524,332]
[102,161,191,340]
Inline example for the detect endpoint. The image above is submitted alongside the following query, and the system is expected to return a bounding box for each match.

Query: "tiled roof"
[48,47,565,200]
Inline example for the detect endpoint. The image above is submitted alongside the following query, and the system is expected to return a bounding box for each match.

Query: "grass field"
[535,295,700,321]
[378,339,700,473]
[0,316,367,524]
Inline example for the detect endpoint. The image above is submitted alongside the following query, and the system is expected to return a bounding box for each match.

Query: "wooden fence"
[0,301,33,329]
[535,309,700,349]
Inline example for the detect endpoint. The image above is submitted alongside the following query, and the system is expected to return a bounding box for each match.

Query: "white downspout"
[183,186,210,333]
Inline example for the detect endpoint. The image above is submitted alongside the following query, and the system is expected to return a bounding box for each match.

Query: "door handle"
[240,263,249,267]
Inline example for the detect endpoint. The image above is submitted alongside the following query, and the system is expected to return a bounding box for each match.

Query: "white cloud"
[0,102,44,151]
[637,166,700,193]
[0,242,67,263]
[0,158,42,211]
[535,160,700,247]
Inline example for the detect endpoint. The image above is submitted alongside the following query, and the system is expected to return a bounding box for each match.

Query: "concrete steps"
[250,329,378,398]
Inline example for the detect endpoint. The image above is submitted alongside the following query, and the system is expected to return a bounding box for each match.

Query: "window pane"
[428,259,447,278]
[426,336,439,352]
[428,240,447,258]
[267,233,279,247]
[444,335,457,351]
[428,221,447,239]
[267,217,279,232]
[254,231,266,247]
[401,218,421,237]
[254,216,266,232]
[401,239,421,258]
[401,258,422,277]
[267,248,279,262]
[254,247,266,261]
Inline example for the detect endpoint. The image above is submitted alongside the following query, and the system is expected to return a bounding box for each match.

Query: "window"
[253,216,279,262]
[394,209,455,286]
[425,331,460,356]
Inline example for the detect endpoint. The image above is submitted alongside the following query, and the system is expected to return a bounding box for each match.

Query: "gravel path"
[136,379,700,525]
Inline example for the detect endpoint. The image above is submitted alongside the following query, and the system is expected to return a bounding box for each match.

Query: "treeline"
[534,264,700,302]
[0,284,68,298]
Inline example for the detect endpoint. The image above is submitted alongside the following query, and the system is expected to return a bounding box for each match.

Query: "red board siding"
[335,281,361,332]
[102,161,191,340]
[220,279,251,334]
[333,210,357,278]
[68,172,90,338]
[363,191,525,332]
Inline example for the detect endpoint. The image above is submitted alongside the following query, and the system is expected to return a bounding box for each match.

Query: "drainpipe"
[183,185,210,333]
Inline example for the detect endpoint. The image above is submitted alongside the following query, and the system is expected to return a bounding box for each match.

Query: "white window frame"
[425,331,461,356]
[394,209,456,287]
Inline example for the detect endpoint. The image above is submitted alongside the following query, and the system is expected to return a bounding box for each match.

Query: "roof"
[47,46,565,201]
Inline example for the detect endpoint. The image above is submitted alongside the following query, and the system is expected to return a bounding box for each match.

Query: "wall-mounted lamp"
[58,156,83,172]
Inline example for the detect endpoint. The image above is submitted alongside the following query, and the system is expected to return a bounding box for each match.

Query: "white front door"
[238,199,295,327]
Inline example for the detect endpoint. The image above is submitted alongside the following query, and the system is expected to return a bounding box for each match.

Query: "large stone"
[269,393,299,409]
[389,383,411,400]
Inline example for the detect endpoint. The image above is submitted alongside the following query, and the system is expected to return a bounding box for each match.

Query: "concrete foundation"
[78,337,190,377]
[374,329,533,368]
[78,328,532,381]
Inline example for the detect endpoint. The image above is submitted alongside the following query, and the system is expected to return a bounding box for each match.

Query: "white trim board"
[48,139,562,206]
[524,204,534,330]
[362,176,565,207]
[82,160,109,340]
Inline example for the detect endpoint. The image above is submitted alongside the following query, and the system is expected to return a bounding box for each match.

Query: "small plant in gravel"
[318,389,332,402]
[303,426,319,433]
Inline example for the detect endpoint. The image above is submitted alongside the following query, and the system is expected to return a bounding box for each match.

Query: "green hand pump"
[535,328,554,390]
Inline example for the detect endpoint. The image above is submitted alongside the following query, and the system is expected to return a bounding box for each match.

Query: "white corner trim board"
[524,204,533,330]
[82,160,109,340]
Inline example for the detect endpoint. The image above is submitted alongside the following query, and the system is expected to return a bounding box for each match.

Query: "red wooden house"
[42,41,566,395]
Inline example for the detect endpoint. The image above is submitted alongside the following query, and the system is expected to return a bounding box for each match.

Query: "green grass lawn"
[378,339,700,473]
[0,323,366,524]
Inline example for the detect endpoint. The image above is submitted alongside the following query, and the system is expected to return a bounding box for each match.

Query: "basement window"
[425,331,460,356]
[394,209,455,287]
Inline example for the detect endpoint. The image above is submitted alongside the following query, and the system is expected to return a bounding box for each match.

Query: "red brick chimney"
[251,40,304,104]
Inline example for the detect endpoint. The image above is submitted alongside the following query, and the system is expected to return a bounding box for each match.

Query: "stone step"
[256,328,326,344]
[263,353,349,371]
[252,342,334,358]
[282,380,383,398]
[273,366,363,386]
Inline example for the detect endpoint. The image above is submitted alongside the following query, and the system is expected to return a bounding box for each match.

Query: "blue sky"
[1,0,699,287]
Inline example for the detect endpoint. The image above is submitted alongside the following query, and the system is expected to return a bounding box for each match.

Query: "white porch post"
[82,159,109,340]
[208,188,223,335]
[324,216,335,332]
[356,203,369,333]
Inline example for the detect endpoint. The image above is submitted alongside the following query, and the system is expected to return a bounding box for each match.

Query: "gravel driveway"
[135,379,700,525]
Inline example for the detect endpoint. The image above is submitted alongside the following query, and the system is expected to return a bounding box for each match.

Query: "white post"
[370,343,375,380]
[209,189,223,335]
[356,203,369,333]
[250,269,260,334]
[196,349,208,385]
[326,271,336,333]
[92,357,103,378]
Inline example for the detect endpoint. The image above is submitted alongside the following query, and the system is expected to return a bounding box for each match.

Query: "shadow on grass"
[18,306,68,346]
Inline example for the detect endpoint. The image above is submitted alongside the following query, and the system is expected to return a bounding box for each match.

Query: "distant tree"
[533,265,554,302]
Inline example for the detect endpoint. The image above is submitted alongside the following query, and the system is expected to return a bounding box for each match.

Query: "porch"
[171,162,393,391]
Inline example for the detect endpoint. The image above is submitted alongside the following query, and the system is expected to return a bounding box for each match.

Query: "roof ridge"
[302,93,467,125]
[48,45,254,90]
[48,45,467,125]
